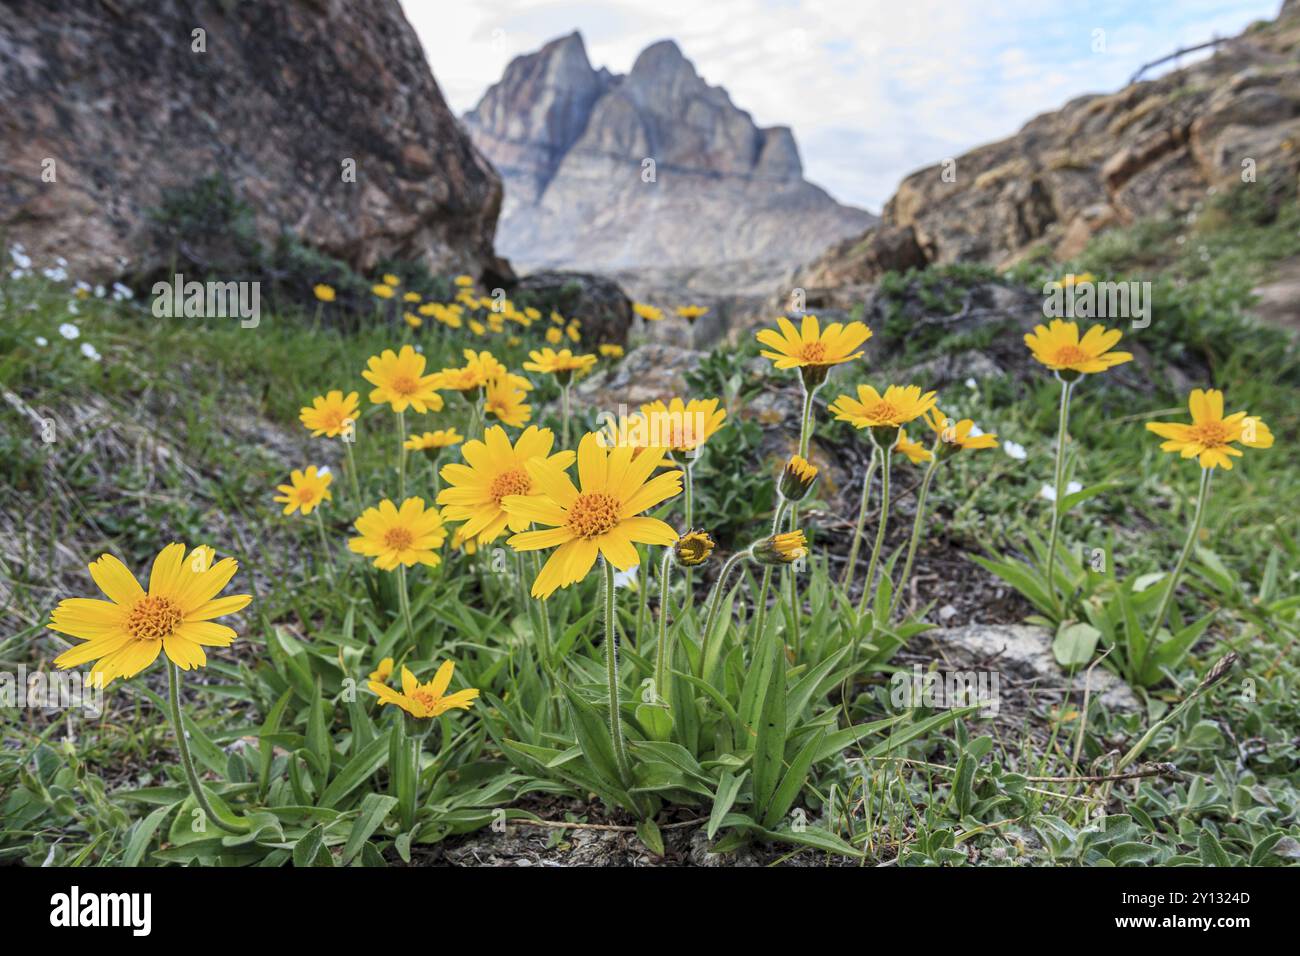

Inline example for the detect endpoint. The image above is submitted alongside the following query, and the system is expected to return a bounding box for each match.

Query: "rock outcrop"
[0,0,505,281]
[464,32,875,276]
[791,6,1300,303]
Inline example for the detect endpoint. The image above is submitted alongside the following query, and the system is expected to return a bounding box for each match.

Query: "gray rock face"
[464,33,875,274]
[0,0,505,281]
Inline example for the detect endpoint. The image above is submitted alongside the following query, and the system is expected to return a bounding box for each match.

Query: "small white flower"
[34,336,48,347]
[10,248,31,269]
[612,566,640,590]
[317,465,332,477]
[964,377,977,390]
[110,282,131,300]
[968,423,985,437]
[1039,481,1083,502]
[80,342,102,362]
[55,256,68,267]
[67,301,79,314]
[1002,440,1027,461]
[58,322,80,340]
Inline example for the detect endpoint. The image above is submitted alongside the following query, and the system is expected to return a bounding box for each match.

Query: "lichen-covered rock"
[0,0,505,281]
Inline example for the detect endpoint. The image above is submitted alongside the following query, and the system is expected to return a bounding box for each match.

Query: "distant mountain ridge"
[463,32,875,277]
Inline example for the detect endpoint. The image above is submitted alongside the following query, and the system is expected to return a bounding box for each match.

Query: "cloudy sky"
[401,0,1282,210]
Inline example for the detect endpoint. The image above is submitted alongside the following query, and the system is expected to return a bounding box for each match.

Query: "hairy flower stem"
[752,500,791,641]
[1140,466,1213,679]
[601,559,632,784]
[561,384,572,449]
[343,436,362,503]
[396,409,408,499]
[1044,377,1075,615]
[653,548,675,697]
[635,548,651,653]
[890,452,941,621]
[313,509,336,583]
[857,442,893,615]
[167,660,248,833]
[786,382,817,655]
[840,450,880,588]
[396,564,417,648]
[683,460,695,530]
[531,551,553,666]
[698,550,749,678]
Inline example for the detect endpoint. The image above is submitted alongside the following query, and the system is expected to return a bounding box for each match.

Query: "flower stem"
[166,660,248,833]
[683,460,695,530]
[699,550,748,678]
[653,548,675,695]
[841,449,879,588]
[890,453,941,621]
[531,551,553,665]
[602,559,632,784]
[752,500,791,640]
[313,508,336,582]
[786,382,817,656]
[1140,466,1213,679]
[344,437,362,503]
[857,443,893,615]
[635,547,650,653]
[1044,378,1074,615]
[561,383,572,449]
[396,563,417,647]
[396,409,408,499]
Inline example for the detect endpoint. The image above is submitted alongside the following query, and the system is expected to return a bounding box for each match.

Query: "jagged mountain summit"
[463,32,875,277]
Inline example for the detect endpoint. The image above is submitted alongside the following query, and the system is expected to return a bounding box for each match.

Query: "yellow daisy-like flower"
[372,284,395,299]
[403,291,421,303]
[382,274,401,287]
[404,429,464,452]
[566,322,581,343]
[469,319,486,336]
[1024,319,1133,376]
[452,527,478,555]
[369,657,394,684]
[437,425,575,545]
[675,305,709,324]
[484,375,532,428]
[756,315,872,377]
[779,455,819,501]
[523,347,598,377]
[638,397,728,455]
[313,284,336,303]
[273,466,333,516]
[404,312,422,328]
[599,344,624,359]
[550,311,566,326]
[454,275,475,288]
[348,497,447,571]
[545,326,564,345]
[362,345,445,413]
[299,390,359,438]
[829,384,938,430]
[49,544,252,687]
[752,530,808,565]
[674,529,715,567]
[925,407,999,452]
[895,428,933,465]
[503,432,683,599]
[634,302,664,322]
[1145,388,1273,470]
[369,661,479,719]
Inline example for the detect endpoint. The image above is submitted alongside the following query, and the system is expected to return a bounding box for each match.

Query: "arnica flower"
[404,311,422,328]
[566,321,581,343]
[751,530,808,566]
[925,407,999,453]
[382,274,401,287]
[1024,319,1133,378]
[403,291,421,303]
[484,375,531,428]
[372,283,395,299]
[404,429,463,454]
[550,311,566,326]
[756,315,872,388]
[1146,388,1273,470]
[313,284,336,303]
[674,529,715,567]
[50,544,251,686]
[545,327,564,345]
[675,305,709,324]
[300,390,359,438]
[452,527,478,555]
[779,455,818,502]
[454,275,475,288]
[829,384,938,437]
[438,425,574,544]
[523,347,597,384]
[369,661,479,719]
[274,466,333,516]
[362,345,445,413]
[599,344,625,359]
[634,303,664,322]
[503,432,683,599]
[369,657,394,684]
[348,497,447,570]
[638,397,728,455]
[896,429,933,464]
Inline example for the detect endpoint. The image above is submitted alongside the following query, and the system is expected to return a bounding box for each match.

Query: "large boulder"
[0,0,505,281]
[510,270,634,345]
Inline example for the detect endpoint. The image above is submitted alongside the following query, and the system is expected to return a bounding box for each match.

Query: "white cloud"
[401,0,1282,209]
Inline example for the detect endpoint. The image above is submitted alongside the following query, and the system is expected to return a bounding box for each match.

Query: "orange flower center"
[127,595,183,642]
[798,341,828,363]
[567,493,621,539]
[866,401,899,423]
[382,527,415,551]
[1053,345,1089,366]
[409,689,437,713]
[321,408,345,430]
[1187,420,1231,447]
[296,486,319,504]
[489,468,532,505]
[391,374,422,397]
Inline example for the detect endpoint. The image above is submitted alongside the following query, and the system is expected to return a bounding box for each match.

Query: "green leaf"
[636,819,665,856]
[319,733,390,809]
[121,804,174,866]
[750,631,788,820]
[1053,622,1101,667]
[763,728,826,829]
[1109,842,1159,865]
[342,793,398,865]
[1198,830,1231,866]
[635,703,674,742]
[708,770,748,839]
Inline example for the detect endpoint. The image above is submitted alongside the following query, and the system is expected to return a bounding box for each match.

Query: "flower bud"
[674,529,715,567]
[779,455,818,502]
[751,530,808,565]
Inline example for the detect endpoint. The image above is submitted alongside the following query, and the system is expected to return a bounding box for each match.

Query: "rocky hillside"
[464,32,874,276]
[791,3,1300,307]
[0,0,505,281]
